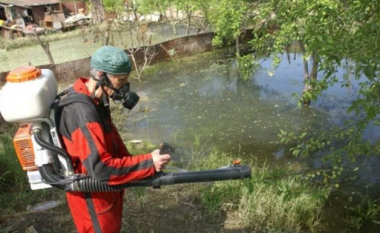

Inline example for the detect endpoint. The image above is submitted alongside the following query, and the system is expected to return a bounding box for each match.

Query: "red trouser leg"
[67,191,124,233]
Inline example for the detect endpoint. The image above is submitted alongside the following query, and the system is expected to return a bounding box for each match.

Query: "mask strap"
[101,85,109,107]
[91,73,111,107]
[91,79,102,100]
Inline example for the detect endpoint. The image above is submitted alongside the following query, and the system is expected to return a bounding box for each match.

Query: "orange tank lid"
[6,66,42,83]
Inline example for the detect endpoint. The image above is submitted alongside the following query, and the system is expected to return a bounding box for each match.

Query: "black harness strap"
[84,192,103,233]
[55,88,112,136]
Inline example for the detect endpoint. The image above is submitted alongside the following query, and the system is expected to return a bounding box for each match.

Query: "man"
[59,45,171,233]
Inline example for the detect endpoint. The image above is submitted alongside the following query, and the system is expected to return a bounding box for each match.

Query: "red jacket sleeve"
[69,122,155,186]
[111,123,133,157]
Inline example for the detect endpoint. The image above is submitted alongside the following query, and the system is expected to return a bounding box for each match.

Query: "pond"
[126,49,380,232]
[129,50,374,160]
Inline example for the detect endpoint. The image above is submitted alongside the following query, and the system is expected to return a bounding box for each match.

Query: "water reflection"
[129,51,326,155]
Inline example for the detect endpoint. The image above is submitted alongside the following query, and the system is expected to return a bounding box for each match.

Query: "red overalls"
[59,78,155,233]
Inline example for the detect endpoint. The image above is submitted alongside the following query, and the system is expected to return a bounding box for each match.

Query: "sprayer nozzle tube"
[157,165,252,186]
[70,165,252,192]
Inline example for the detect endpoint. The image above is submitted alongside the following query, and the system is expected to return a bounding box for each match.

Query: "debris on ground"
[27,200,62,213]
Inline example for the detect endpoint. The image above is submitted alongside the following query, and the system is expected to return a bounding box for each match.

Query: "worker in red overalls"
[59,46,171,233]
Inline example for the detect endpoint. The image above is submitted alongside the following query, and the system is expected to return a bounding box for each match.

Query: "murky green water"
[126,49,380,232]
[128,50,353,160]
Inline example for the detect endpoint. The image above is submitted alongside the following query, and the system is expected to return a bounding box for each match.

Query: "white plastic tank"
[0,67,57,123]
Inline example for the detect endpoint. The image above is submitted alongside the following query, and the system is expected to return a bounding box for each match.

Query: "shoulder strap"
[58,93,94,108]
[55,88,112,132]
[52,88,95,108]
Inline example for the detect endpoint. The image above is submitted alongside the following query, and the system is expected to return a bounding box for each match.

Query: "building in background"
[0,1,89,39]
[0,0,62,27]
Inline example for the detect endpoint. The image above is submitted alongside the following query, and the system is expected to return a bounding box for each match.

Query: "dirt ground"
[0,185,251,233]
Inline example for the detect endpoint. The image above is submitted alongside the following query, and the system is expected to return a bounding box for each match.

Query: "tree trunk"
[80,25,88,43]
[34,30,55,66]
[200,18,210,33]
[90,0,105,23]
[169,7,177,35]
[299,41,309,80]
[299,41,319,106]
[105,31,110,46]
[285,45,291,64]
[300,41,311,105]
[236,36,240,56]
[310,52,318,81]
[171,21,177,35]
[186,8,192,35]
[104,21,112,45]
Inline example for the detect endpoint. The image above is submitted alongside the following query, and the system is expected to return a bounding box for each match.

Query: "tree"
[208,0,251,56]
[137,0,186,35]
[175,0,194,35]
[249,0,341,106]
[191,0,211,33]
[252,0,380,168]
[207,0,380,172]
[103,0,125,13]
[89,0,106,23]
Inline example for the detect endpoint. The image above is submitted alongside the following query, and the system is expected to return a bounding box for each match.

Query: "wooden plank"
[0,25,23,32]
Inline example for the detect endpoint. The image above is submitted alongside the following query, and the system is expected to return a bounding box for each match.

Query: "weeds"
[193,150,330,233]
[346,197,380,232]
[130,187,148,211]
[0,127,25,193]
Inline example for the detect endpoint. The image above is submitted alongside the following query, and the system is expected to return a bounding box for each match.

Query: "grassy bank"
[0,29,86,51]
[0,123,23,205]
[190,150,330,233]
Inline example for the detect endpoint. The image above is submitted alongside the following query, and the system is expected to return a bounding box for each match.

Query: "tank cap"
[6,66,42,83]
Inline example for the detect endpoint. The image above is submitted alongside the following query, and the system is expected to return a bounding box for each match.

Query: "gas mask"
[97,73,140,110]
[109,83,140,110]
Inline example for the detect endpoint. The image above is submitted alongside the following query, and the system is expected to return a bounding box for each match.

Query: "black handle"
[159,142,175,156]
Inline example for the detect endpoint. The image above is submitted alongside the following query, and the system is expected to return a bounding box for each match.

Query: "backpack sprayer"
[0,67,251,192]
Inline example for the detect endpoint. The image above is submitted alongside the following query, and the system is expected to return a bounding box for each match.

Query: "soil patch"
[0,185,250,233]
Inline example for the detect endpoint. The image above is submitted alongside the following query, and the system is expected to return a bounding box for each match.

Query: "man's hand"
[151,149,171,172]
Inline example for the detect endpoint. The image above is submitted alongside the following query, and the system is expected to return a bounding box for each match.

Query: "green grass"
[0,123,61,217]
[346,197,380,232]
[0,29,84,51]
[192,150,330,233]
[0,23,116,51]
[0,126,25,193]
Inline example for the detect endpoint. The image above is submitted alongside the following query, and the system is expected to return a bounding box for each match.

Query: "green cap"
[90,46,132,74]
